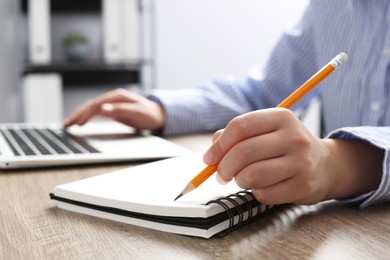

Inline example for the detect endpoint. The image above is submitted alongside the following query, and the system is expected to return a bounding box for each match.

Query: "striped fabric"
[149,0,390,207]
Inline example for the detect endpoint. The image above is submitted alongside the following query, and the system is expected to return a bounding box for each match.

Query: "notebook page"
[54,153,243,218]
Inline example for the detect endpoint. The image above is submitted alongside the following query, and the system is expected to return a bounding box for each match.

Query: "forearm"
[149,79,256,136]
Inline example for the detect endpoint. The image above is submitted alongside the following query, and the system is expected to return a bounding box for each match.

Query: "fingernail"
[216,173,229,185]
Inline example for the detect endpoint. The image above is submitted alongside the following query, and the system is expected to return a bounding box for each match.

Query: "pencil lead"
[174,193,183,201]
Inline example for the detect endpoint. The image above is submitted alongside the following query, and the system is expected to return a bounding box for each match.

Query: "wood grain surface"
[1,134,389,260]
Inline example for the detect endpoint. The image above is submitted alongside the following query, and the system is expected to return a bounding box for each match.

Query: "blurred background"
[0,0,308,123]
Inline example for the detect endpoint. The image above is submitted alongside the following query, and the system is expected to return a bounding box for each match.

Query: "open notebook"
[50,153,277,238]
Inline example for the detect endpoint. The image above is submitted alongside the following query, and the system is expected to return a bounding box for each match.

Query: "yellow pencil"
[174,52,348,201]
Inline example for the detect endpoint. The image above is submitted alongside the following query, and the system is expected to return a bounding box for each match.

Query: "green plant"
[63,32,87,45]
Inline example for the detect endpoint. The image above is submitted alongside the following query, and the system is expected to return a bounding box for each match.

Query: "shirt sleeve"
[327,127,390,208]
[148,2,319,136]
[148,77,258,136]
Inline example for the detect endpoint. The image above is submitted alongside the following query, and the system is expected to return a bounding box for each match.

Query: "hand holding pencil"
[175,53,348,203]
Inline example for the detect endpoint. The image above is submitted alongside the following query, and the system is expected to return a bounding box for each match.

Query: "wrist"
[147,95,167,132]
[321,138,383,201]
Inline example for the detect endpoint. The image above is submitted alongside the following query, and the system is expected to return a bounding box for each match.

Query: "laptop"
[0,121,190,169]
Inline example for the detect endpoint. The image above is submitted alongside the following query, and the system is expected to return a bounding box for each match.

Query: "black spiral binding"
[206,198,235,235]
[206,190,271,237]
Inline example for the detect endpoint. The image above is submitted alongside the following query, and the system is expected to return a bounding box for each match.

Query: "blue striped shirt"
[150,0,390,208]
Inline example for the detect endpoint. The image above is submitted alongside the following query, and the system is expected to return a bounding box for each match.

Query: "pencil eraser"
[331,52,348,69]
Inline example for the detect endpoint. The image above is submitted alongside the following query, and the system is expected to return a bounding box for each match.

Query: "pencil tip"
[174,193,183,201]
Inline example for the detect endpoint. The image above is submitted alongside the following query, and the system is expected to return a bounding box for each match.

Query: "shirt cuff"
[147,88,212,136]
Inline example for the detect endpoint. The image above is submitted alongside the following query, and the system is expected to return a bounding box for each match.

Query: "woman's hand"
[63,88,166,131]
[203,108,383,205]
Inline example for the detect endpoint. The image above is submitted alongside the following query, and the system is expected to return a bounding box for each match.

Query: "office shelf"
[20,0,155,122]
[21,0,155,89]
[23,61,144,86]
[21,0,102,13]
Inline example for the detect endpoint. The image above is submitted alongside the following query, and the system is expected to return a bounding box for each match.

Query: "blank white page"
[54,153,243,218]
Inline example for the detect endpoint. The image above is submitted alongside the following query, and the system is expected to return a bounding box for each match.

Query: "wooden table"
[1,134,389,259]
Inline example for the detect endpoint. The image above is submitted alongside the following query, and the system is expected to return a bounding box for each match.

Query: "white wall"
[9,1,310,120]
[155,0,309,89]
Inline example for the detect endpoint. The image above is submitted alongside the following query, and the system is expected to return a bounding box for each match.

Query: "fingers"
[64,88,139,127]
[93,88,142,104]
[233,157,292,190]
[251,176,317,205]
[233,155,316,204]
[201,107,326,205]
[216,131,290,182]
[203,108,291,165]
[64,100,99,127]
[80,95,165,131]
[212,129,224,143]
[99,102,143,127]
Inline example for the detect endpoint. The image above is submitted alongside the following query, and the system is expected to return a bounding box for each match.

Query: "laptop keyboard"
[0,127,100,156]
